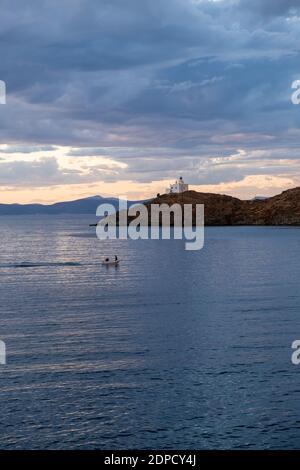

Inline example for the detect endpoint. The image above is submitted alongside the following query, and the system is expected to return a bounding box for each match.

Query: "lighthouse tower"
[166,176,189,194]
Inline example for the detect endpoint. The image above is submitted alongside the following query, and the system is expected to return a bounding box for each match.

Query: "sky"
[1,0,300,203]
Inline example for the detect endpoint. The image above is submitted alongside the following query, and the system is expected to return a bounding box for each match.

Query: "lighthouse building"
[166,176,189,194]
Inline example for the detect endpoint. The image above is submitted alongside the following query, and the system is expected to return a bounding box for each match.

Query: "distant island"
[2,187,300,226]
[0,195,138,215]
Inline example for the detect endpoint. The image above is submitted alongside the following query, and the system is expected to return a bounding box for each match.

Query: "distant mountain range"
[0,195,143,215]
[4,187,300,224]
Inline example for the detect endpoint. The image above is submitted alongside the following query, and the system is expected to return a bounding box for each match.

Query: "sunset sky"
[1,0,300,203]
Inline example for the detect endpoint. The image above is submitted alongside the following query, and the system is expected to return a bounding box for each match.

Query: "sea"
[0,214,300,449]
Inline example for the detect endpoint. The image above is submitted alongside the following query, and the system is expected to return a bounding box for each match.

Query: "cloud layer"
[0,0,300,200]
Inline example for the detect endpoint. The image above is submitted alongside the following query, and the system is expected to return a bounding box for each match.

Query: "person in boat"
[105,258,109,262]
[115,255,118,261]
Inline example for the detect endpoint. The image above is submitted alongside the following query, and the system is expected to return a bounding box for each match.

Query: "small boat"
[102,258,120,266]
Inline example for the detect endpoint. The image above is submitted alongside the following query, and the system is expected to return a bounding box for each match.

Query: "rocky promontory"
[136,187,300,226]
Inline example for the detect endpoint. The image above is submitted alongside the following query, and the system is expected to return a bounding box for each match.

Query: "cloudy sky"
[1,0,300,203]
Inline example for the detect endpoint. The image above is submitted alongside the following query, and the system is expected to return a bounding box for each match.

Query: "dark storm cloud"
[0,145,55,154]
[239,0,300,18]
[0,0,300,187]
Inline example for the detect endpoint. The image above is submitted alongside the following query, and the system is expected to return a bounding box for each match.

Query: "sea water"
[0,215,300,449]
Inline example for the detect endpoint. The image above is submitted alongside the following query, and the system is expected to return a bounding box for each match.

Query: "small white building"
[166,176,189,194]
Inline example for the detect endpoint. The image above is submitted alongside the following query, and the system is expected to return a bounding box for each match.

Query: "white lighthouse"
[166,176,189,194]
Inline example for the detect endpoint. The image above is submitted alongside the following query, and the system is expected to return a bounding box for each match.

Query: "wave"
[0,261,81,268]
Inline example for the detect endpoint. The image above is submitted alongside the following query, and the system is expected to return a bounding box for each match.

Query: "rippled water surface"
[1,215,300,449]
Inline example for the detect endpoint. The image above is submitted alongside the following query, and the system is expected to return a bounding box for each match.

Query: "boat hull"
[102,260,120,266]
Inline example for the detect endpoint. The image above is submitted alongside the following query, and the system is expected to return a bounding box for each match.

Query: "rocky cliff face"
[143,187,300,226]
